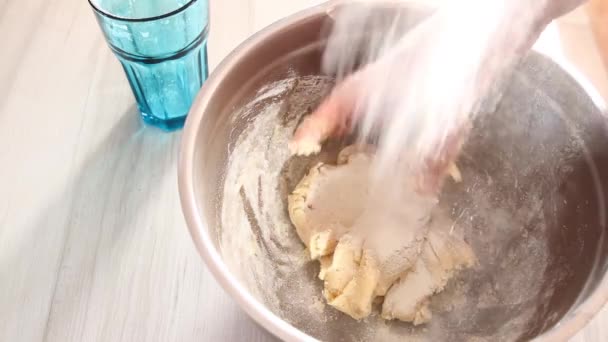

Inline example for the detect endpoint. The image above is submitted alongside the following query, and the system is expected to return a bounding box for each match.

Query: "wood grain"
[0,0,280,341]
[0,0,606,341]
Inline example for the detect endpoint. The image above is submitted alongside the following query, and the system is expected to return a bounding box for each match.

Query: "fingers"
[289,96,346,155]
[415,123,469,195]
[289,76,361,156]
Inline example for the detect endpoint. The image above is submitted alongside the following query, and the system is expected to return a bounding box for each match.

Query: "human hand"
[290,0,584,194]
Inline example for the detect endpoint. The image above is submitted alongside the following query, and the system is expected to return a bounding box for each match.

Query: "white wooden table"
[0,0,606,341]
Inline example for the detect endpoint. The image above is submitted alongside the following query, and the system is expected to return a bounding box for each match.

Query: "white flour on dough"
[288,146,476,323]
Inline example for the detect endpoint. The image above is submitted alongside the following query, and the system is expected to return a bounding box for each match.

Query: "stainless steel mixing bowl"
[179,2,608,341]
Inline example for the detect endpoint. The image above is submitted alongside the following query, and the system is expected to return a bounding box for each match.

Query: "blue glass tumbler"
[89,0,209,130]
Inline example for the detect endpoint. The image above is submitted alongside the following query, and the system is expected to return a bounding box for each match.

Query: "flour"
[321,1,552,197]
[218,55,598,340]
[220,76,335,312]
[251,79,295,105]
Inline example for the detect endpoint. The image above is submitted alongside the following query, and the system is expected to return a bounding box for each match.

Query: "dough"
[381,220,476,324]
[287,146,373,259]
[288,145,475,322]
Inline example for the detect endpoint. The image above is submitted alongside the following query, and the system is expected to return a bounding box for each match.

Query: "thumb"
[289,78,359,155]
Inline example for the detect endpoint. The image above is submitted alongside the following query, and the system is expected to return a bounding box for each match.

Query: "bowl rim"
[528,43,608,342]
[178,3,608,341]
[178,4,327,341]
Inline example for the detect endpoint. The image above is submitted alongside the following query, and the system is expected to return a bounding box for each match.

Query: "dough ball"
[287,147,373,259]
[287,145,475,323]
[381,223,476,324]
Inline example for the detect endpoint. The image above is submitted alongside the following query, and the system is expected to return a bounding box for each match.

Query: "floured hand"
[290,0,583,195]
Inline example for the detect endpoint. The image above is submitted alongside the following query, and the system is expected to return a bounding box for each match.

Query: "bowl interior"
[190,6,608,341]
